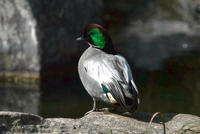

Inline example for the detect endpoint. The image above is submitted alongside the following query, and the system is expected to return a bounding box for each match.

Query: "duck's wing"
[84,54,139,106]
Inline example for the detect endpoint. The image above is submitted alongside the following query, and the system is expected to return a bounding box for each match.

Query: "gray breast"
[78,47,110,103]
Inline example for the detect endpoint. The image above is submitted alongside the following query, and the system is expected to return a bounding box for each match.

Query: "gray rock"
[27,0,103,89]
[0,0,102,73]
[112,0,200,71]
[28,0,103,68]
[0,0,39,72]
[0,0,103,88]
[0,111,200,134]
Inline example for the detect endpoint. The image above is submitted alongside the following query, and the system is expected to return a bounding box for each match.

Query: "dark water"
[0,67,200,118]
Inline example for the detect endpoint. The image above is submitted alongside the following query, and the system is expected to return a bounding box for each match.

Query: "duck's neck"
[102,35,117,55]
[88,42,117,55]
[102,43,117,55]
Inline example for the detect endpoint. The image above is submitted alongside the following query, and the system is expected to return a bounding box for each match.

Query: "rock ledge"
[0,111,200,134]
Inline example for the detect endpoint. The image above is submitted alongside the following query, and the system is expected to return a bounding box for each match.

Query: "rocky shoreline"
[0,111,200,134]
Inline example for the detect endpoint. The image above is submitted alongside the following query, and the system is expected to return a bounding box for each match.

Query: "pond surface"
[0,68,200,118]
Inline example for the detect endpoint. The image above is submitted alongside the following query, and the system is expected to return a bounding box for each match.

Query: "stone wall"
[0,0,39,72]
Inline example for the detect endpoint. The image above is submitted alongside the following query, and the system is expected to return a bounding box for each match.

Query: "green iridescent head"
[77,24,110,49]
[87,27,106,49]
[77,24,116,54]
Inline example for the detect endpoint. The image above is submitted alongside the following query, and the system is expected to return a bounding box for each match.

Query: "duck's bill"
[76,36,84,41]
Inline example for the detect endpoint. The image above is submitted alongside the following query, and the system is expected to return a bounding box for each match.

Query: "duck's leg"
[92,98,97,111]
[84,98,97,115]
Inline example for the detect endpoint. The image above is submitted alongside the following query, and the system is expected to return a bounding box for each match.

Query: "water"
[0,68,200,118]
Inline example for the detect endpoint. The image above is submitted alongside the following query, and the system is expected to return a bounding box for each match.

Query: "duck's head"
[76,24,116,54]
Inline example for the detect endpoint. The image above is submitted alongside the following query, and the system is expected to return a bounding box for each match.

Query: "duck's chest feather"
[78,47,110,102]
[78,47,105,77]
[78,47,119,86]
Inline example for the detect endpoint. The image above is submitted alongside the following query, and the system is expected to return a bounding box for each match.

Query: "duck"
[77,24,139,114]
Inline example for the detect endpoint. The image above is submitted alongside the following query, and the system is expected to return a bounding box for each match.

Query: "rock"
[0,111,200,134]
[0,0,39,72]
[111,0,200,71]
[0,0,102,73]
[0,0,103,88]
